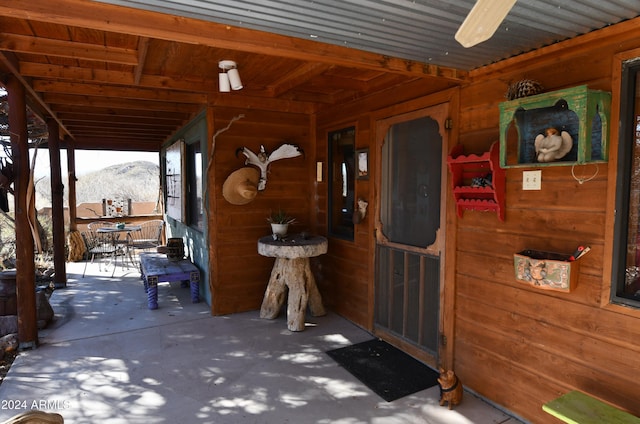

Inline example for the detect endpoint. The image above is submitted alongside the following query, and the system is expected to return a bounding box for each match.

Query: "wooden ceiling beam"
[0,50,72,138]
[0,33,138,65]
[0,0,467,82]
[308,75,369,91]
[21,62,332,109]
[58,114,180,127]
[208,93,317,114]
[43,93,200,113]
[267,63,333,97]
[62,137,162,151]
[134,37,150,85]
[20,62,209,92]
[53,105,191,120]
[65,123,169,133]
[33,80,207,103]
[67,132,168,141]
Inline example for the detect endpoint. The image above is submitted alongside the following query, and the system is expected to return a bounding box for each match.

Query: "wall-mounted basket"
[514,249,581,292]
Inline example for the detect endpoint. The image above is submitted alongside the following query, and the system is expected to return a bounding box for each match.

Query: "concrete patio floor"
[0,261,527,424]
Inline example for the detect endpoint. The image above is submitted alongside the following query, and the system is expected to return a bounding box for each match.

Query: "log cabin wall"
[452,23,640,422]
[314,20,640,424]
[209,106,312,315]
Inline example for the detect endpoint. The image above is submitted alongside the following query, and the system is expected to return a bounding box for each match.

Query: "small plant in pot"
[267,209,296,238]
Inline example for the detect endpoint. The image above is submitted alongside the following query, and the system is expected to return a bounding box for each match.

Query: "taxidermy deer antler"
[236,143,303,190]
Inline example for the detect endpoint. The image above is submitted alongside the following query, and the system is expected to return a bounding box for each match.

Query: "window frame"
[327,126,356,240]
[611,57,640,308]
[186,140,204,232]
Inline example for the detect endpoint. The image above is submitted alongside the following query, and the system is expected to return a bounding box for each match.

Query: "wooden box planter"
[499,85,611,168]
[513,249,579,292]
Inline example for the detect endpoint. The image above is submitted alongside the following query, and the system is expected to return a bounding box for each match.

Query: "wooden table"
[258,234,327,331]
[139,252,200,310]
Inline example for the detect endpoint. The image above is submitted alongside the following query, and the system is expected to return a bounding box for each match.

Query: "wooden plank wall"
[314,19,640,424]
[453,22,640,423]
[209,106,312,315]
[204,19,640,423]
[315,79,454,327]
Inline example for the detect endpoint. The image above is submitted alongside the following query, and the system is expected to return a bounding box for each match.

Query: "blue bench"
[139,252,200,309]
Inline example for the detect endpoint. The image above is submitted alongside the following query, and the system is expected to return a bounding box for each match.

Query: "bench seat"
[543,390,640,424]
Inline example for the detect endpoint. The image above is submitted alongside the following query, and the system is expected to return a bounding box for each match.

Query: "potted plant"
[267,209,296,237]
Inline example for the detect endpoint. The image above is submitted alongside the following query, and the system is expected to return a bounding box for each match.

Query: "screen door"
[374,104,448,362]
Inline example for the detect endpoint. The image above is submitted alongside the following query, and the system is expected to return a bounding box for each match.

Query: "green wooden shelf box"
[499,85,611,168]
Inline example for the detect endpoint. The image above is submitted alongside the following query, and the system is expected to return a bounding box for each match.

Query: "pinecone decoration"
[505,79,543,100]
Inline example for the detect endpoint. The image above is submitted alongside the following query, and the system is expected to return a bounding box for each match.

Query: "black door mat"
[326,338,439,402]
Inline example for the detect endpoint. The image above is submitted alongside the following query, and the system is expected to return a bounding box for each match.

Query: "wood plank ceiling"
[0,0,465,152]
[1,0,637,152]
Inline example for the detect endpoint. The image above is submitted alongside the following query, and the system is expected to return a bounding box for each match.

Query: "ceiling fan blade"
[455,0,517,48]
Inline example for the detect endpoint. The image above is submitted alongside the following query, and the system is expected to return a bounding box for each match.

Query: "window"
[612,58,640,307]
[328,127,355,239]
[187,141,203,231]
[380,116,441,248]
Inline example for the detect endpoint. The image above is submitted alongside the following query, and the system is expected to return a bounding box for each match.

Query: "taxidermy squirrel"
[534,127,573,162]
[438,368,463,409]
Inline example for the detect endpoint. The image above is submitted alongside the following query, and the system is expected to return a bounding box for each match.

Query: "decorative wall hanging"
[102,198,131,217]
[236,143,303,190]
[352,197,369,224]
[499,85,611,168]
[513,248,589,292]
[534,127,573,162]
[222,167,260,205]
[356,148,369,180]
[505,79,543,100]
[165,139,185,222]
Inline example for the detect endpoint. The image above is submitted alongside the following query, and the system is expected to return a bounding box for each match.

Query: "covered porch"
[2,1,640,422]
[0,262,523,424]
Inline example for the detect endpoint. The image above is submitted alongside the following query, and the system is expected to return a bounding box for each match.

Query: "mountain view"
[35,160,160,208]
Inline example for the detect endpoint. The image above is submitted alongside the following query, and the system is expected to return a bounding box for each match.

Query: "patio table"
[139,252,200,310]
[258,234,327,331]
[97,225,143,267]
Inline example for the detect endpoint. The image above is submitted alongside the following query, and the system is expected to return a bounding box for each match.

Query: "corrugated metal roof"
[96,0,640,70]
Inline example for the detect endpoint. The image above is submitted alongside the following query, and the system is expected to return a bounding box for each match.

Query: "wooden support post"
[66,137,77,232]
[6,74,38,348]
[47,118,67,288]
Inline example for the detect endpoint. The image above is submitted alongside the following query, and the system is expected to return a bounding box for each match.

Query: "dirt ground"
[0,351,17,387]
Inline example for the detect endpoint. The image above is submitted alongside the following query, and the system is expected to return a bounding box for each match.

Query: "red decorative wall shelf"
[447,141,505,221]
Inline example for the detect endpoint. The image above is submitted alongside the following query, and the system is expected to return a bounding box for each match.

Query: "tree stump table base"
[258,235,327,331]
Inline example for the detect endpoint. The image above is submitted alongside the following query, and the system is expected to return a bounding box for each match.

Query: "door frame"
[369,88,459,369]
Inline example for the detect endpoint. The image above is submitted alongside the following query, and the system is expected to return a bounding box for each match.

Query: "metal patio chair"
[81,230,119,277]
[127,219,164,263]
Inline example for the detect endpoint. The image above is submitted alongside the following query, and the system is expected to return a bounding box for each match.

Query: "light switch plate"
[523,170,541,190]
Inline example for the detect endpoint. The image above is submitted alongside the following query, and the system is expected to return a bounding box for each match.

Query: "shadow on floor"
[0,262,527,424]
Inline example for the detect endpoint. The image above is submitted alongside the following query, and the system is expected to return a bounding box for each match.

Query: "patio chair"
[81,230,119,277]
[127,219,164,262]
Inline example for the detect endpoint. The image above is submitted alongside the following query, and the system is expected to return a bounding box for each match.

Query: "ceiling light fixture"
[455,0,517,48]
[219,60,243,92]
